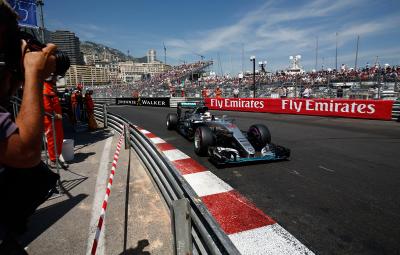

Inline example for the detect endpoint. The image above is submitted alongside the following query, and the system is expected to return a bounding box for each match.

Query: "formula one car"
[166,101,290,166]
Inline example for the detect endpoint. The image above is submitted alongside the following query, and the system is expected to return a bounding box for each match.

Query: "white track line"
[86,135,113,255]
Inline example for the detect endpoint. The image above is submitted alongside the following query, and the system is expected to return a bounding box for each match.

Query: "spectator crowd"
[87,61,212,98]
[88,62,400,99]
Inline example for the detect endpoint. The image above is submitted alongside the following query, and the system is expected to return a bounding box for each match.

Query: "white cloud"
[164,0,399,71]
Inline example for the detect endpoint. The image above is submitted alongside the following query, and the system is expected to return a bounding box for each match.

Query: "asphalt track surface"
[110,105,400,255]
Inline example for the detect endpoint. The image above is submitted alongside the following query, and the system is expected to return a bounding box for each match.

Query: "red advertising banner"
[204,98,394,120]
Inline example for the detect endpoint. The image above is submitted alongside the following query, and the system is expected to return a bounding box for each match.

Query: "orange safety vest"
[215,88,222,98]
[43,82,62,116]
[71,91,78,106]
[85,94,94,111]
[202,89,208,98]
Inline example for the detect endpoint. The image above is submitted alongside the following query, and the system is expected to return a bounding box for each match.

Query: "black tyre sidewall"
[247,124,271,150]
[194,126,214,155]
[166,113,178,130]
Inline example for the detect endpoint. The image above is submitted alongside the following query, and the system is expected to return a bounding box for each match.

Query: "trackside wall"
[204,98,395,121]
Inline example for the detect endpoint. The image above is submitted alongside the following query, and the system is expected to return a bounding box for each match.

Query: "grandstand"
[88,61,399,100]
[87,61,212,98]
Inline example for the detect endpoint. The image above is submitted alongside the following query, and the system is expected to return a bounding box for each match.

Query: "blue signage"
[8,0,38,28]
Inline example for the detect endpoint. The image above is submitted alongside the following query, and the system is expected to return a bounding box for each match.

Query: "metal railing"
[392,98,400,121]
[93,103,240,255]
[9,97,66,196]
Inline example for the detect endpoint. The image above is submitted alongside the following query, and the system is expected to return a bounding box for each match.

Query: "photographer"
[0,0,57,252]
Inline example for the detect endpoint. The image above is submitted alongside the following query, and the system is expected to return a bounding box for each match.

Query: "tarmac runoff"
[136,126,314,255]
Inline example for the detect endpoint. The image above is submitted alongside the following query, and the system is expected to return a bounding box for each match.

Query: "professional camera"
[19,31,70,77]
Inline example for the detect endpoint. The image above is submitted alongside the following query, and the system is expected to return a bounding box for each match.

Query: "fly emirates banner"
[204,98,394,120]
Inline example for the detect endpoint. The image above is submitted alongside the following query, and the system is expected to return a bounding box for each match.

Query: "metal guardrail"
[392,99,400,121]
[9,97,66,197]
[92,97,116,105]
[94,103,240,255]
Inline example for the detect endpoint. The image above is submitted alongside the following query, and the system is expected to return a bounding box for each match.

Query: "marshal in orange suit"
[43,76,68,169]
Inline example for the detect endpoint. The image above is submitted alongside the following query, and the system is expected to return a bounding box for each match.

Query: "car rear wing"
[177,101,204,109]
[177,101,206,118]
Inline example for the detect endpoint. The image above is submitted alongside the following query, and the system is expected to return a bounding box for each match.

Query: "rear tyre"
[194,126,215,156]
[166,113,178,130]
[247,124,271,150]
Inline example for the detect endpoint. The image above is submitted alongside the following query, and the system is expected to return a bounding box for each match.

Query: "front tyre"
[166,113,178,130]
[194,126,215,156]
[247,124,271,150]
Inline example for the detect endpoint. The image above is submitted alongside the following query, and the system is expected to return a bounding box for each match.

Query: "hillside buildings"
[47,29,170,87]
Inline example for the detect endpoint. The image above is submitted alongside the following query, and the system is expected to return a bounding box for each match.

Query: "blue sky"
[42,0,400,74]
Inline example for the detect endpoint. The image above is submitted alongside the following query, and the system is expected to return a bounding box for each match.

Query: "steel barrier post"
[103,103,108,128]
[12,102,17,119]
[51,112,60,176]
[171,198,192,255]
[15,101,19,116]
[42,134,49,165]
[124,124,130,150]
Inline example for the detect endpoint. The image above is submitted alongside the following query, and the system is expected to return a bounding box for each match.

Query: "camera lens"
[19,31,70,77]
[54,50,70,77]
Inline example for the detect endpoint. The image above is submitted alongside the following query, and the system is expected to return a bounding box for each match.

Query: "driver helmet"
[204,111,211,117]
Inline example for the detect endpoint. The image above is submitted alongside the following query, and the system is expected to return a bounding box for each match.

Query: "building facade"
[118,61,171,83]
[95,61,121,83]
[65,65,110,87]
[147,49,156,63]
[51,30,84,65]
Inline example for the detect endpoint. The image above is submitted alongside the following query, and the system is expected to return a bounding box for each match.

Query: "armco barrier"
[92,97,116,105]
[392,98,400,121]
[94,103,240,255]
[170,97,187,107]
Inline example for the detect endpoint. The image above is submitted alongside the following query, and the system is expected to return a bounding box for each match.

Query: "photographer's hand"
[23,43,57,80]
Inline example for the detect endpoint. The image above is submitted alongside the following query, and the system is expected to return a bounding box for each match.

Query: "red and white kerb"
[136,126,314,255]
[90,134,124,255]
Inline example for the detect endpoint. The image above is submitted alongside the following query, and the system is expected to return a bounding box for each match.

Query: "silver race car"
[166,101,290,166]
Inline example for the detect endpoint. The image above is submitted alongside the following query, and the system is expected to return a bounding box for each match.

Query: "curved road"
[110,105,400,255]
